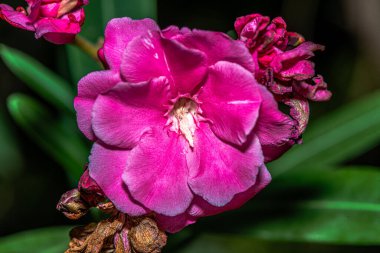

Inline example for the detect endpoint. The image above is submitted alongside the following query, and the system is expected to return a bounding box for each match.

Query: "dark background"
[1,0,379,241]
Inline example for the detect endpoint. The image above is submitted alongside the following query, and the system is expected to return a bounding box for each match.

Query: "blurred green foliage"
[0,0,379,252]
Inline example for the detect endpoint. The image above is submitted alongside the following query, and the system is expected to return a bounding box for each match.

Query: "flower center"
[167,98,199,147]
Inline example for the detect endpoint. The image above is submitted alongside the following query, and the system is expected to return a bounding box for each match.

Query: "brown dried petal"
[129,217,167,253]
[65,215,125,253]
[284,97,310,138]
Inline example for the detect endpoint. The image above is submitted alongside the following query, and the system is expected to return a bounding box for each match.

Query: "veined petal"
[121,30,207,95]
[88,143,147,216]
[198,61,261,146]
[123,128,193,216]
[187,123,264,207]
[103,17,160,69]
[92,77,170,149]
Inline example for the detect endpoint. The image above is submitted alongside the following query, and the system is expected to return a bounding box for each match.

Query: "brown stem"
[72,35,99,61]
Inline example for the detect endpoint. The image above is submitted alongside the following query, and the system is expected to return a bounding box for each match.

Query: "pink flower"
[0,0,89,44]
[235,14,331,138]
[75,18,296,233]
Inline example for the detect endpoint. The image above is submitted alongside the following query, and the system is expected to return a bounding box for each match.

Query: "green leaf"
[0,109,23,180]
[269,90,380,177]
[7,94,88,182]
[0,227,71,253]
[175,234,377,253]
[190,167,380,245]
[0,44,74,113]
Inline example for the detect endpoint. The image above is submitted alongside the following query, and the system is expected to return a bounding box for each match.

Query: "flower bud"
[56,189,88,220]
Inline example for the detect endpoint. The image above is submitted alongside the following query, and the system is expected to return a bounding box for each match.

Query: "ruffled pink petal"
[92,77,169,149]
[177,30,255,72]
[88,143,147,216]
[189,165,271,217]
[123,128,193,216]
[74,70,121,140]
[255,86,296,162]
[187,123,264,207]
[103,18,160,69]
[121,31,207,95]
[198,61,261,146]
[0,4,34,30]
[155,213,196,233]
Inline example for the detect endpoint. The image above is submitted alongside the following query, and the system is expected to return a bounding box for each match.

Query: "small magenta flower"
[75,18,296,232]
[235,14,331,138]
[0,0,88,44]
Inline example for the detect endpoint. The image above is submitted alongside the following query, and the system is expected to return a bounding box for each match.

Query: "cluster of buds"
[235,14,332,142]
[57,167,167,253]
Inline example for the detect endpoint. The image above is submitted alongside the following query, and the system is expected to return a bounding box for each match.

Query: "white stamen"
[168,98,198,147]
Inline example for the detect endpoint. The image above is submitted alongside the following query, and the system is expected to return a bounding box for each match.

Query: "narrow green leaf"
[191,167,380,245]
[0,227,71,253]
[269,90,380,177]
[0,44,74,113]
[176,234,377,253]
[7,94,88,182]
[0,109,23,180]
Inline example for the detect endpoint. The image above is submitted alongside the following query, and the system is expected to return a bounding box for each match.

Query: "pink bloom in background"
[0,0,89,44]
[235,14,331,139]
[75,17,297,232]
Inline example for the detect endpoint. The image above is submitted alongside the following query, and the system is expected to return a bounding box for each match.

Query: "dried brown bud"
[57,189,88,220]
[129,217,167,253]
[65,214,125,253]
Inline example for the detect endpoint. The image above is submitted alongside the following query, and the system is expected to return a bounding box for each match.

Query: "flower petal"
[198,61,261,146]
[0,4,34,30]
[121,31,207,95]
[155,213,196,233]
[187,123,264,207]
[270,42,324,73]
[178,30,255,72]
[294,75,332,101]
[88,143,147,216]
[123,128,193,216]
[74,70,121,140]
[255,85,296,162]
[34,9,85,44]
[103,17,160,69]
[189,165,271,217]
[92,77,169,149]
